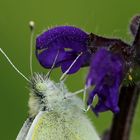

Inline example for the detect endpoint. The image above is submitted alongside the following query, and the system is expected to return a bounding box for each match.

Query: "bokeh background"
[0,0,140,139]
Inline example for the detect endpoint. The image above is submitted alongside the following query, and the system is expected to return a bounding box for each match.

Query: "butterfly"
[0,22,100,140]
[16,73,100,140]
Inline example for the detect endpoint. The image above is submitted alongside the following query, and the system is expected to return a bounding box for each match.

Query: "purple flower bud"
[86,48,125,115]
[36,26,91,74]
[130,15,140,37]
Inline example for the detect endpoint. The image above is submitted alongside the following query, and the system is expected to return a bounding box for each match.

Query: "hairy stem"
[108,84,140,140]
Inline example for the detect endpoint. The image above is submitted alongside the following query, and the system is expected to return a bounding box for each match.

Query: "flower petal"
[36,26,90,73]
[86,48,110,87]
[91,102,109,116]
[36,47,65,68]
[61,55,83,74]
[36,26,88,52]
[86,48,124,114]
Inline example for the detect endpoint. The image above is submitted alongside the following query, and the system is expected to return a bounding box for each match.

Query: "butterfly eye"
[36,82,47,92]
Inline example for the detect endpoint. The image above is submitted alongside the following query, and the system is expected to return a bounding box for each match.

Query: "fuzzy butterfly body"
[16,73,100,140]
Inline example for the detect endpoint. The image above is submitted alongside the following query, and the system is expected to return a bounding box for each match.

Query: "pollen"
[128,74,133,81]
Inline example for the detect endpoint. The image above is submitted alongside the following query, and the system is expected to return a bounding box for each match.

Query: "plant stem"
[108,84,140,140]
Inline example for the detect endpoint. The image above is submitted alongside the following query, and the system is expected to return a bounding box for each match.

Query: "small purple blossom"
[86,48,125,115]
[130,15,140,37]
[36,26,91,74]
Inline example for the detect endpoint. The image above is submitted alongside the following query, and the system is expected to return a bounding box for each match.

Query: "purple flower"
[36,26,91,74]
[86,48,125,115]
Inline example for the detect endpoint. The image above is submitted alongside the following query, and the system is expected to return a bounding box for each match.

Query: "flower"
[36,26,91,74]
[130,15,140,37]
[86,48,125,115]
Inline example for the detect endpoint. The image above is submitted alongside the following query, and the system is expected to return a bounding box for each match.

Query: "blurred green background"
[0,0,140,139]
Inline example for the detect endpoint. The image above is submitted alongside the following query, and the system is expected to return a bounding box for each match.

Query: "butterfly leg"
[64,89,84,99]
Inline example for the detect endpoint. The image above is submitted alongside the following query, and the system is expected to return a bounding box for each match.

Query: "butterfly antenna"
[0,48,30,82]
[60,52,82,81]
[46,50,60,78]
[29,21,35,76]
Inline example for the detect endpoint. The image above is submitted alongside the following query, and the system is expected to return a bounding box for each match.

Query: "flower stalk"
[108,84,140,140]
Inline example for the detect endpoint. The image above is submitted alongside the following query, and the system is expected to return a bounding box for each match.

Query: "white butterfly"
[0,22,100,140]
[15,73,100,140]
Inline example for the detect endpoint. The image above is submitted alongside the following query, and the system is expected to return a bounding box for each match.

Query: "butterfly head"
[28,73,65,117]
[30,73,56,94]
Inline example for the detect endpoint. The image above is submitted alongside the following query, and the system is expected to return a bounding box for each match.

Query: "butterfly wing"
[16,118,33,140]
[24,110,100,140]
